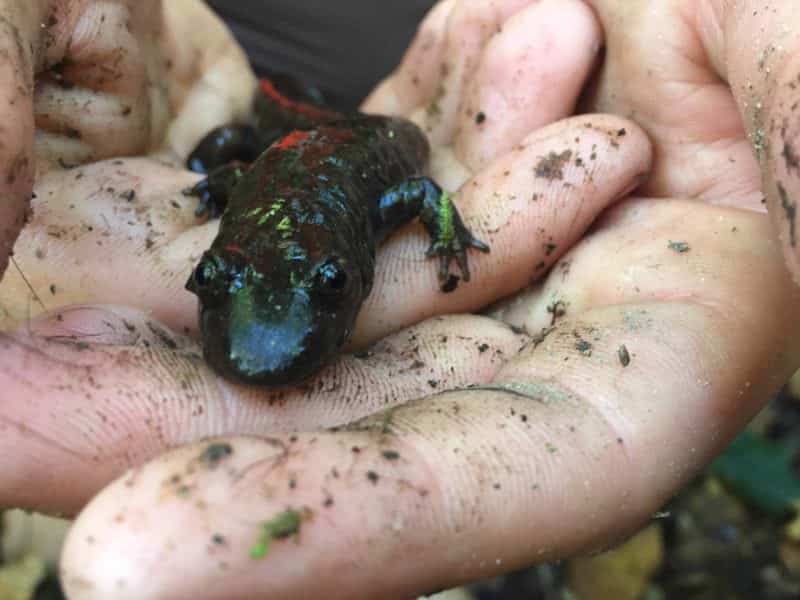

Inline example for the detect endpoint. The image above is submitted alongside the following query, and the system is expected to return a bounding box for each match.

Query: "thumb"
[703,1,800,280]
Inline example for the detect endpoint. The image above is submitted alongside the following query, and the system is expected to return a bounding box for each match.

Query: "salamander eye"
[190,254,221,292]
[195,261,215,288]
[315,259,350,296]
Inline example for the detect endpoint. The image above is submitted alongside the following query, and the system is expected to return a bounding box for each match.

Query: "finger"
[414,0,543,146]
[356,115,651,346]
[493,197,793,337]
[453,0,601,171]
[361,0,455,116]
[160,0,256,159]
[34,0,172,165]
[61,202,800,599]
[0,158,206,332]
[34,87,152,161]
[582,1,762,209]
[587,0,800,280]
[0,2,47,276]
[0,307,522,514]
[703,1,800,283]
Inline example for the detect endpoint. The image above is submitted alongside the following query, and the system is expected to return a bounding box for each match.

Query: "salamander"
[185,78,489,387]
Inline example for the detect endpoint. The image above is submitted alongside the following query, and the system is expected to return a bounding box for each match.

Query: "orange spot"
[225,243,245,256]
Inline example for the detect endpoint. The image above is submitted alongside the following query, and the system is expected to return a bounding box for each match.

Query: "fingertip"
[360,76,400,115]
[420,0,546,145]
[519,114,653,194]
[59,436,399,599]
[454,0,603,170]
[597,115,654,178]
[60,439,262,600]
[361,0,455,116]
[25,304,195,349]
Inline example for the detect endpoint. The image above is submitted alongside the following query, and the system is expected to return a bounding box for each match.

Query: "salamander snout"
[202,287,325,385]
[187,251,361,386]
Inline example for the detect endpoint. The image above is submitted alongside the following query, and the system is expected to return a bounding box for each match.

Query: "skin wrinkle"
[692,0,726,78]
[395,384,637,543]
[453,381,551,401]
[672,2,720,81]
[0,329,109,369]
[3,322,218,457]
[38,2,81,67]
[500,357,637,454]
[0,411,94,464]
[375,402,495,536]
[225,436,292,489]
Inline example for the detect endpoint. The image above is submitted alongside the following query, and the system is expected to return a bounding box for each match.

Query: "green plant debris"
[667,240,690,253]
[197,442,233,468]
[575,339,592,356]
[250,508,304,559]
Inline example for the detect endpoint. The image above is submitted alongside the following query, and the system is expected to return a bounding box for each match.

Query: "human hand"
[3,1,788,599]
[0,0,254,279]
[583,0,800,280]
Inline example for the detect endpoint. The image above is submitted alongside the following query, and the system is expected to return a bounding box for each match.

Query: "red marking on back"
[259,79,295,110]
[225,243,245,256]
[259,78,338,122]
[276,130,311,151]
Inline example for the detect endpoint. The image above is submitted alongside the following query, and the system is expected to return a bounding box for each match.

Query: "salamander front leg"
[371,177,489,291]
[183,162,248,218]
[186,125,261,174]
[417,179,489,287]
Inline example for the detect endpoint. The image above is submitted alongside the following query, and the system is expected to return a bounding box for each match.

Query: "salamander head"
[187,248,364,386]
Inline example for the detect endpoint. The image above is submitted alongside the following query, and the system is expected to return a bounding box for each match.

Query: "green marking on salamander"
[277,216,293,232]
[256,198,287,226]
[438,191,455,246]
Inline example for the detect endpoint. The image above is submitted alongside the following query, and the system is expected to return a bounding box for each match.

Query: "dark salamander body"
[186,79,488,387]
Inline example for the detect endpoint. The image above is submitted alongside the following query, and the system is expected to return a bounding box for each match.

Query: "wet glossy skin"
[187,79,340,176]
[186,82,488,387]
